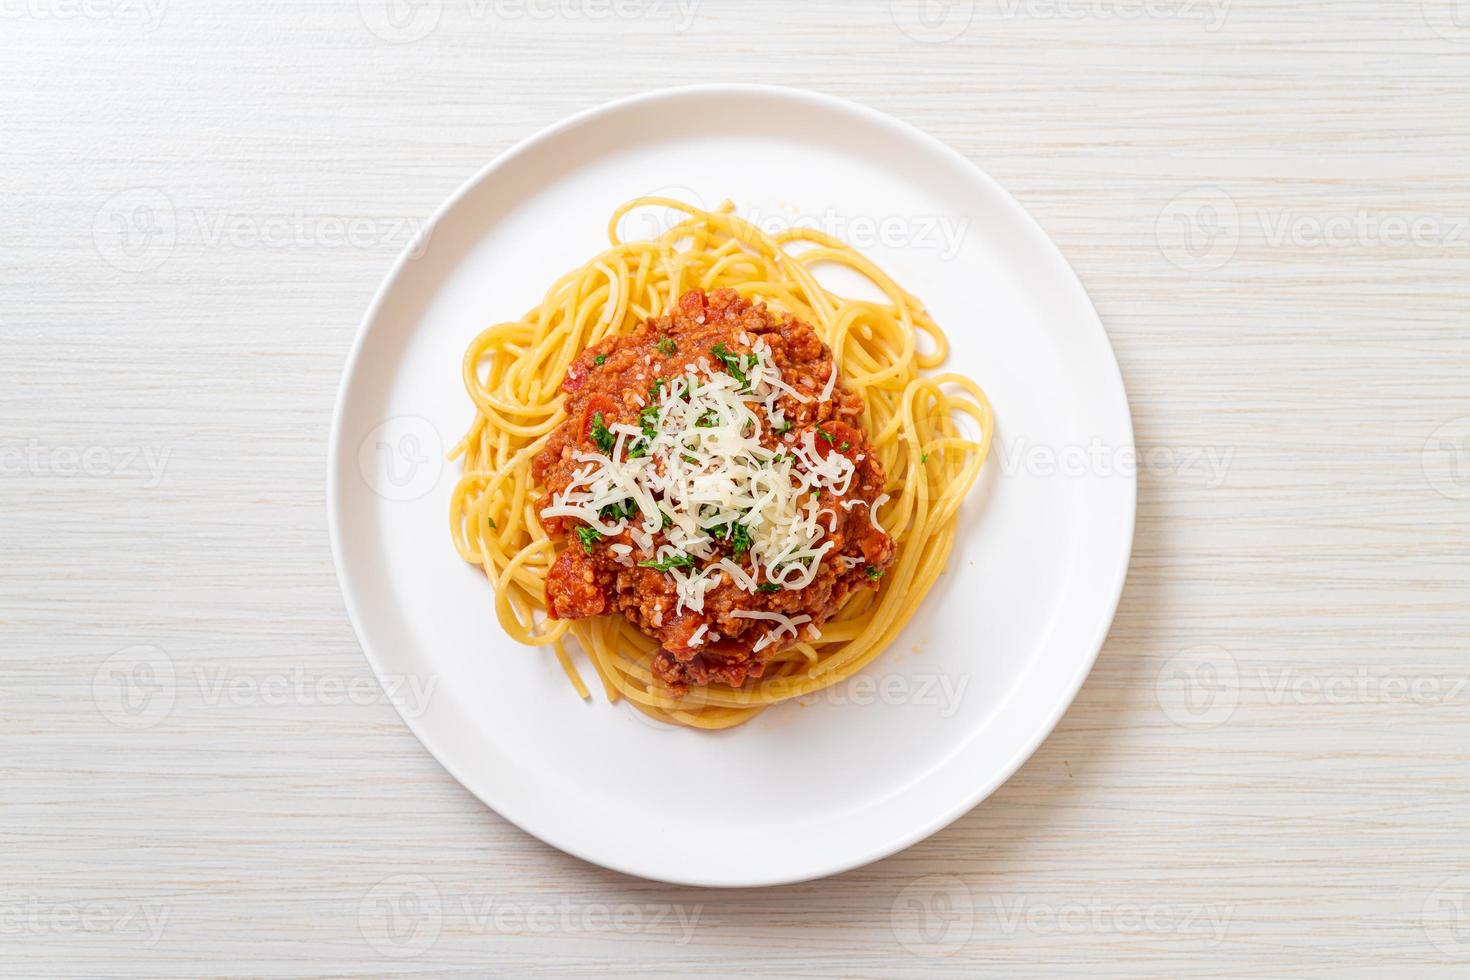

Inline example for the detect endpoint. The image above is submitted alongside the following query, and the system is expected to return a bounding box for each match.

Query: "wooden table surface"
[3,2,1468,976]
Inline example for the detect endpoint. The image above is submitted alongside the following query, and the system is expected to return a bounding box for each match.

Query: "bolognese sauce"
[532,288,894,694]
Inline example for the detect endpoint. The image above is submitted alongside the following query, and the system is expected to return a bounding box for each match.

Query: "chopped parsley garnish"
[774,420,793,434]
[649,378,666,401]
[486,517,496,529]
[660,510,674,529]
[593,354,607,366]
[638,553,696,573]
[590,412,615,454]
[709,343,751,389]
[710,519,753,558]
[920,452,929,463]
[816,426,835,446]
[696,409,719,428]
[576,525,602,554]
[840,441,851,451]
[757,582,783,593]
[627,442,649,459]
[656,337,677,356]
[865,565,884,581]
[600,499,637,522]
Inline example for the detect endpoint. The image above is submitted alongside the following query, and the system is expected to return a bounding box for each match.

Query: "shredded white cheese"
[542,339,867,620]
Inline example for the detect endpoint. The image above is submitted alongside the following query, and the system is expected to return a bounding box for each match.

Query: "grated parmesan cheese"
[542,345,864,617]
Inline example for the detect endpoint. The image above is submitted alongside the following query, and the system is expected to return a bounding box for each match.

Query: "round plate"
[328,84,1134,887]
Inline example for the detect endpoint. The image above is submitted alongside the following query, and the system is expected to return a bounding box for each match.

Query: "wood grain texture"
[2,1,1468,975]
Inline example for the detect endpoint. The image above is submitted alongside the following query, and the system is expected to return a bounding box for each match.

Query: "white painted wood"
[2,1,1467,975]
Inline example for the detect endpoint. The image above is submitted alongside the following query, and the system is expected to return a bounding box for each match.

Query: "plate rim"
[327,82,1136,887]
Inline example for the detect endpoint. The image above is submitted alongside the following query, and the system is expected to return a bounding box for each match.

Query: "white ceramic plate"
[328,85,1134,887]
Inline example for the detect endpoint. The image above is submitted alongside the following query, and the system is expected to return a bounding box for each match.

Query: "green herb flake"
[486,517,497,530]
[590,412,615,454]
[593,354,607,366]
[709,343,751,389]
[774,420,793,434]
[816,426,835,446]
[600,499,637,522]
[865,565,884,581]
[576,525,602,555]
[757,582,782,594]
[920,453,929,464]
[656,337,677,356]
[638,553,696,573]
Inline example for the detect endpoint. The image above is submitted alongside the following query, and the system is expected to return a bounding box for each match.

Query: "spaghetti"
[449,198,993,729]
